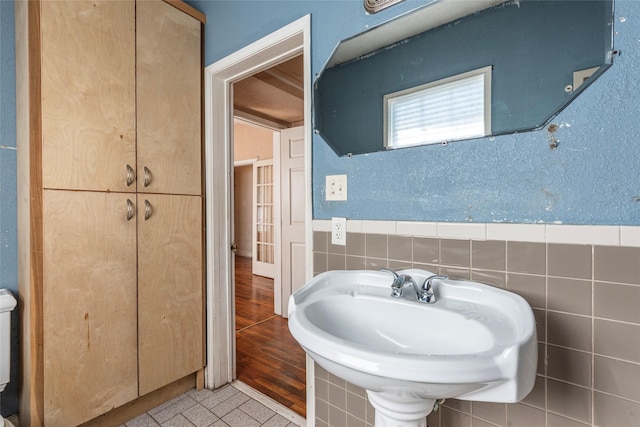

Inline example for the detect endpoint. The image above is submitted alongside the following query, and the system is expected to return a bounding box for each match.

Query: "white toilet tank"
[0,289,17,393]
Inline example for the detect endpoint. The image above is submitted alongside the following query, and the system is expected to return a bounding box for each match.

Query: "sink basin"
[288,269,537,427]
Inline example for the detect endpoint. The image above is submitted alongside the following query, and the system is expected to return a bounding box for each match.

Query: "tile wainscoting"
[311,221,640,427]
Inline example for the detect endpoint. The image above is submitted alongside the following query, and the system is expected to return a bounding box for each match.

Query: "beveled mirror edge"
[527,61,615,133]
[326,0,506,68]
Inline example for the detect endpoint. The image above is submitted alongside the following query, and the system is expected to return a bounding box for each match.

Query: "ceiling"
[233,55,304,128]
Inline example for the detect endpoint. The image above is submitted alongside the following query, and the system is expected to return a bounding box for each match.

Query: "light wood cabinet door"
[41,1,136,193]
[136,1,202,196]
[137,194,204,395]
[43,190,138,427]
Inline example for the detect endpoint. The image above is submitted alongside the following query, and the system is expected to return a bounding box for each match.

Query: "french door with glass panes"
[252,159,275,278]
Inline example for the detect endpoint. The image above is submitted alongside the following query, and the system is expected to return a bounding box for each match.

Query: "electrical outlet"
[331,217,347,246]
[326,174,347,201]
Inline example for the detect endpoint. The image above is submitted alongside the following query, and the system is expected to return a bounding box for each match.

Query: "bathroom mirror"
[314,0,615,156]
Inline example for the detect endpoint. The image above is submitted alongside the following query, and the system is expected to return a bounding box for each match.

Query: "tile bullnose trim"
[313,220,332,232]
[311,220,640,247]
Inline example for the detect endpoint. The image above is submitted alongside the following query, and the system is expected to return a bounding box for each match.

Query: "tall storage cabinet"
[16,1,206,426]
[136,0,204,398]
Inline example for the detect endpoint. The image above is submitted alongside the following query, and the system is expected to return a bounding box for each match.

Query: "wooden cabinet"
[40,0,136,193]
[43,191,138,425]
[137,0,202,196]
[138,194,203,395]
[16,1,205,425]
[136,0,204,397]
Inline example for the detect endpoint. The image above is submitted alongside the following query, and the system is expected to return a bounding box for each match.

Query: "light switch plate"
[326,175,347,201]
[331,217,347,246]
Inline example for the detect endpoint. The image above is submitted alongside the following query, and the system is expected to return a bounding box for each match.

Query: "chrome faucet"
[380,269,447,303]
[420,274,448,304]
[380,268,420,300]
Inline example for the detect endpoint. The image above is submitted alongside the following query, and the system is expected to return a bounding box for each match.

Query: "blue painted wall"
[0,0,19,417]
[191,0,640,225]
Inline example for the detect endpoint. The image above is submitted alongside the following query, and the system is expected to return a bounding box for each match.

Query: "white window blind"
[385,66,491,148]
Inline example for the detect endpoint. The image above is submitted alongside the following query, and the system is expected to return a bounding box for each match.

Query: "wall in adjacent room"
[234,120,274,162]
[233,165,253,258]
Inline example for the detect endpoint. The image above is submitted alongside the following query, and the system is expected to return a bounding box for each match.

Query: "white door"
[278,126,306,317]
[252,159,275,278]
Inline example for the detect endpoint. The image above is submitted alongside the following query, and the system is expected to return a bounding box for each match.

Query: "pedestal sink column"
[367,391,436,427]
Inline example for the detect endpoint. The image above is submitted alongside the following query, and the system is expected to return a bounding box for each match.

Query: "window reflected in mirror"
[385,66,492,148]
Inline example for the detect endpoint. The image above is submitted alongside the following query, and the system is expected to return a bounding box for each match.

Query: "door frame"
[203,14,314,422]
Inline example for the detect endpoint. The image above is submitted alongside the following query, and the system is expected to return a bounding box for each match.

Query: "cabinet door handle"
[143,166,152,187]
[126,199,135,221]
[144,199,152,220]
[126,164,135,186]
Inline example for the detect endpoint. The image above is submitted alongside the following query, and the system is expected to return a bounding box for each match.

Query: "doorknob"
[230,244,238,252]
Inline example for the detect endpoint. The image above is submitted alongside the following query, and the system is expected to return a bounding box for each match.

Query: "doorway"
[204,15,313,424]
[232,117,306,415]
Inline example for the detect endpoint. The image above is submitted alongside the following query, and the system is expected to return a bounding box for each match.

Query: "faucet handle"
[419,274,448,303]
[381,268,404,297]
[422,274,448,291]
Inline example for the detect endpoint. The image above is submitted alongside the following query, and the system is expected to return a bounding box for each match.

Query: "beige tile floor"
[122,383,303,427]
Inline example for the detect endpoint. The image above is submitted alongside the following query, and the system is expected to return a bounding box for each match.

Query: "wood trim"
[79,374,196,427]
[199,2,207,374]
[254,67,304,100]
[234,158,257,168]
[234,107,289,130]
[273,132,282,315]
[28,4,45,423]
[162,0,206,23]
[196,369,205,390]
[16,1,45,425]
[235,115,285,132]
[206,74,235,388]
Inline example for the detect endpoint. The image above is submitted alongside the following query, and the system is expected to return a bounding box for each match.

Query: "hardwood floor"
[235,256,306,417]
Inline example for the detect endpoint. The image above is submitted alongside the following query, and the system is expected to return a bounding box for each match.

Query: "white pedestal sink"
[288,269,537,427]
